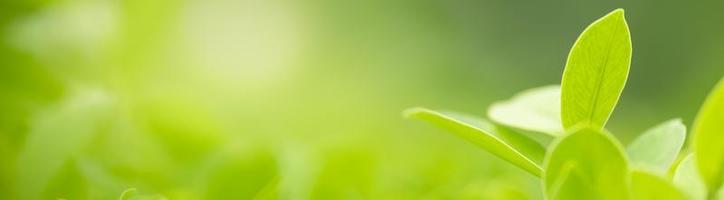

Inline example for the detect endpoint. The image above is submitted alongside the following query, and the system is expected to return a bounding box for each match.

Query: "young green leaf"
[630,169,687,200]
[544,127,629,200]
[488,85,564,136]
[443,110,546,163]
[404,107,543,177]
[692,78,724,193]
[492,125,546,163]
[626,119,686,175]
[560,9,632,130]
[673,155,707,200]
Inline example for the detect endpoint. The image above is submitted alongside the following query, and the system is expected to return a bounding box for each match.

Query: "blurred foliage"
[0,0,722,199]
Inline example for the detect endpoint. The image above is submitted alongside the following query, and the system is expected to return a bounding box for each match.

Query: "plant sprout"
[406,8,724,200]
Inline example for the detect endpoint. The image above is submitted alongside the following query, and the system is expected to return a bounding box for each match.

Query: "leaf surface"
[544,127,629,200]
[15,89,114,200]
[560,9,632,130]
[405,107,543,177]
[488,85,563,136]
[692,78,724,192]
[627,119,686,175]
[673,155,707,200]
[630,169,687,200]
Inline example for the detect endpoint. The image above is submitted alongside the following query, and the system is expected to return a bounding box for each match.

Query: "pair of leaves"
[406,8,632,179]
[543,128,629,200]
[545,123,686,200]
[620,79,724,199]
[489,8,631,135]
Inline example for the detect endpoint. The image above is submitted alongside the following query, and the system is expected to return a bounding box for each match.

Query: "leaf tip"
[601,8,626,23]
[402,107,428,118]
[613,8,625,15]
[670,118,685,127]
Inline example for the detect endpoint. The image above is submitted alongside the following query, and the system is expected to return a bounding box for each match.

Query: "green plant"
[405,9,724,200]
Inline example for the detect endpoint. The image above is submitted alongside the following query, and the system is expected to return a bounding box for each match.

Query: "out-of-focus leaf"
[14,88,114,200]
[75,158,127,199]
[41,160,86,200]
[118,188,167,200]
[465,179,533,200]
[488,85,563,136]
[673,155,707,200]
[560,9,632,130]
[626,119,686,175]
[120,188,138,200]
[692,78,724,192]
[544,127,629,200]
[630,169,687,200]
[137,93,225,161]
[253,176,280,200]
[309,147,376,199]
[405,107,543,177]
[202,149,277,199]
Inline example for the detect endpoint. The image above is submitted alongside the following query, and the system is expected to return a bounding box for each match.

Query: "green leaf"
[443,110,546,163]
[543,127,629,200]
[673,155,707,200]
[626,119,686,175]
[404,107,543,177]
[488,85,564,136]
[560,9,632,130]
[630,169,687,200]
[692,78,724,192]
[75,158,126,199]
[492,124,546,164]
[203,149,278,200]
[15,89,114,200]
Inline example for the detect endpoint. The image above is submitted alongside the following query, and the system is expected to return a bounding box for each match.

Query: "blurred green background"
[1,0,723,199]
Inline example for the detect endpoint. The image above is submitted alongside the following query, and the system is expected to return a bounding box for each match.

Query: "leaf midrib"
[584,20,622,127]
